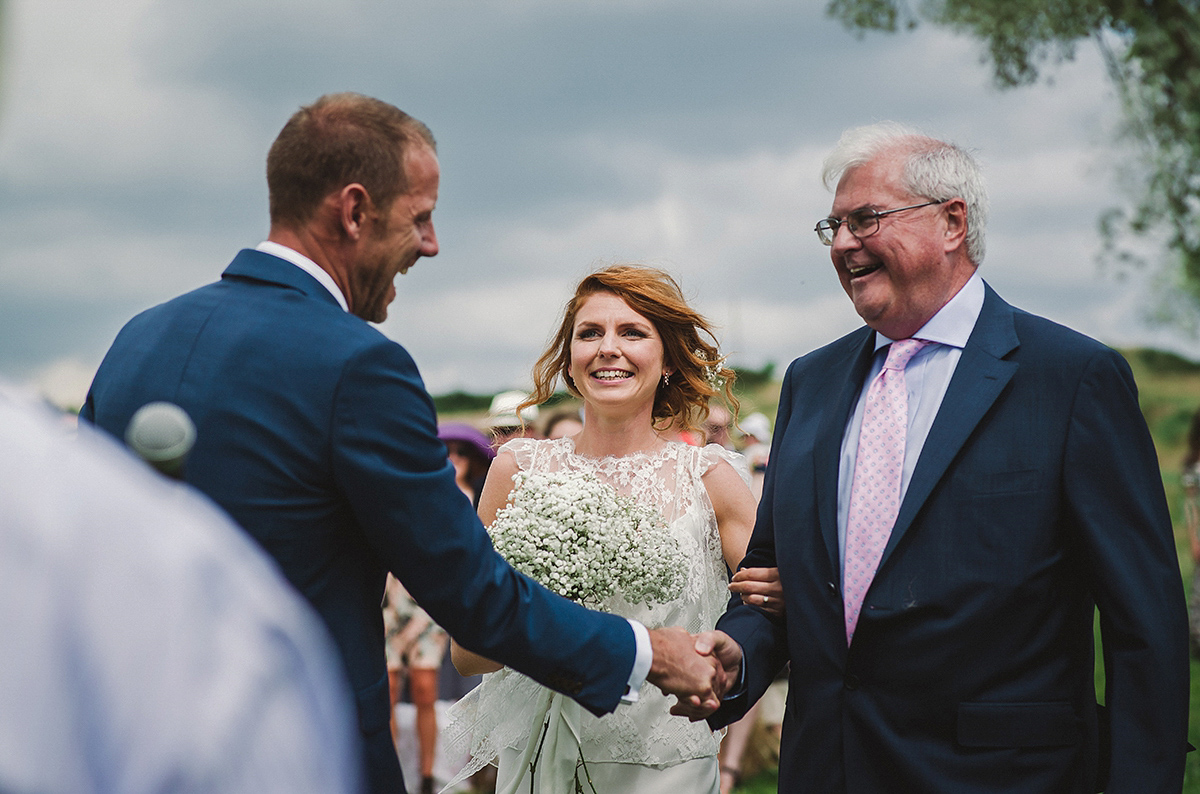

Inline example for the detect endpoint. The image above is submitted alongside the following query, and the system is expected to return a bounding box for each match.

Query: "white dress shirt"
[836,272,986,565]
[0,385,360,793]
[256,241,349,311]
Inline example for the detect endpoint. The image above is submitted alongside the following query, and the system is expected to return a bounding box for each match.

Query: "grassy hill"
[1121,348,1200,790]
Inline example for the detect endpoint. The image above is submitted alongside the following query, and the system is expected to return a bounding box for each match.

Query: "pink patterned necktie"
[843,338,930,644]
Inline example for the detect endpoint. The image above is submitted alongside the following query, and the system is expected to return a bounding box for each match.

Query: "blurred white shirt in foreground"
[0,384,362,794]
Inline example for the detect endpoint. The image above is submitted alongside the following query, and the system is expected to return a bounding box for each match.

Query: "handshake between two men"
[645,566,781,719]
[646,627,743,721]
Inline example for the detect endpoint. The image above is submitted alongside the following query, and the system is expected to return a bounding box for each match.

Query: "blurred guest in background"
[712,403,770,793]
[384,575,450,794]
[387,423,494,792]
[737,412,772,501]
[704,403,735,450]
[440,422,495,507]
[486,390,540,447]
[542,407,584,440]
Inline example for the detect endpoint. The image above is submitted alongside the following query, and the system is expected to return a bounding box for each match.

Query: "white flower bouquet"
[489,470,686,609]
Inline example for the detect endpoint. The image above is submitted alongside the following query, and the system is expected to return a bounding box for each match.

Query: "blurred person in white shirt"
[0,384,360,794]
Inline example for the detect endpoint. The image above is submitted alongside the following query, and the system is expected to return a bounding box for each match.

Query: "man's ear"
[337,183,372,241]
[943,197,968,254]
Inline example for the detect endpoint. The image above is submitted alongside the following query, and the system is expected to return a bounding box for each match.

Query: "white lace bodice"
[505,437,740,634]
[442,438,747,778]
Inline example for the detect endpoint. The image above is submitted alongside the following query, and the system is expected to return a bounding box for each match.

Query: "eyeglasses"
[814,199,946,246]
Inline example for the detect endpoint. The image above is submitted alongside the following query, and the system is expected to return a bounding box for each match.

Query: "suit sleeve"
[1064,348,1189,790]
[330,340,635,716]
[709,361,795,729]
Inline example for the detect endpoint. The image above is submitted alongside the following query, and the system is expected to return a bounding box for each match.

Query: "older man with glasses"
[693,121,1188,793]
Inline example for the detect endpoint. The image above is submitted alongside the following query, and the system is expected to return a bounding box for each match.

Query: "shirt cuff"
[724,645,747,700]
[622,619,652,704]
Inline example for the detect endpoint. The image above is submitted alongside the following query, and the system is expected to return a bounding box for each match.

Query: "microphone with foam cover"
[124,402,196,479]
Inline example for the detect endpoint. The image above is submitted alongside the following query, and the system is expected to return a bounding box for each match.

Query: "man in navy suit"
[694,123,1189,792]
[81,93,725,794]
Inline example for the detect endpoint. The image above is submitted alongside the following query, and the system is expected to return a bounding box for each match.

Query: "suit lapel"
[878,284,1020,568]
[815,329,878,575]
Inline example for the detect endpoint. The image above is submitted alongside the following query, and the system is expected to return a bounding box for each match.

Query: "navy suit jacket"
[710,285,1188,793]
[82,250,636,793]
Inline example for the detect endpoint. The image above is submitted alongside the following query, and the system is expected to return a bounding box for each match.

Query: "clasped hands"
[645,626,742,722]
[647,566,782,720]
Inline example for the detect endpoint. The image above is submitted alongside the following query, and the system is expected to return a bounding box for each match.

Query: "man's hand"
[668,630,743,721]
[646,626,727,716]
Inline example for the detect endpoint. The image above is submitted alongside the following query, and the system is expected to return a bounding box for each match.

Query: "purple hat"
[438,422,496,460]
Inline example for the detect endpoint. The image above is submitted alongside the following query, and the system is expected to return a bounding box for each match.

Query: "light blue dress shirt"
[836,272,986,567]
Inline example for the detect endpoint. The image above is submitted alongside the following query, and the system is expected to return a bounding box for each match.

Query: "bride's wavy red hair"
[521,264,738,434]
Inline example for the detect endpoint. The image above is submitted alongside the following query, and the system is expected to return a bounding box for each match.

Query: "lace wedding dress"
[442,436,747,794]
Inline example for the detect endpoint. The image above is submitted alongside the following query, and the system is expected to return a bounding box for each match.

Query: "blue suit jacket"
[82,250,635,793]
[710,285,1188,793]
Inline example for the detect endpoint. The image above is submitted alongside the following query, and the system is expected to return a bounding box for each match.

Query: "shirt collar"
[255,241,349,313]
[873,270,985,352]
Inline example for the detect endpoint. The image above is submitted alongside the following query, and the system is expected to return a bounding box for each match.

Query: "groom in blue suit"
[699,124,1189,792]
[81,93,725,794]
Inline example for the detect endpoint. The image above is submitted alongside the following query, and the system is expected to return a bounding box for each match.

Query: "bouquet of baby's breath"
[489,470,686,609]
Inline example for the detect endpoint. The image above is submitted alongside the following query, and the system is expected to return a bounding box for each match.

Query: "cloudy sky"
[0,0,1192,407]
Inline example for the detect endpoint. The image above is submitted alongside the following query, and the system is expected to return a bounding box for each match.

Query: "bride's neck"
[571,412,664,459]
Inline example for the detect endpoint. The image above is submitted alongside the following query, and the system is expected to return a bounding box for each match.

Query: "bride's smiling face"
[568,291,667,415]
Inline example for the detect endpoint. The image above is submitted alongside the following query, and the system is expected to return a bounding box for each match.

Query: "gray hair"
[821,122,989,265]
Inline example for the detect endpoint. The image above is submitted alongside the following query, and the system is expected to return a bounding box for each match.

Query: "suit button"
[843,674,860,691]
[827,581,837,593]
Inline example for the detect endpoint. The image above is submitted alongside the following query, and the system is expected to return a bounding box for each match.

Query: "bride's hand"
[728,567,784,616]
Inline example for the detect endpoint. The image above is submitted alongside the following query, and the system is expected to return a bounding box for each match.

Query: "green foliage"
[1190,657,1200,790]
[433,389,576,416]
[937,1,1110,87]
[826,0,913,32]
[736,767,778,793]
[1119,348,1200,456]
[1124,347,1200,375]
[431,390,493,414]
[827,0,1200,331]
[732,362,777,392]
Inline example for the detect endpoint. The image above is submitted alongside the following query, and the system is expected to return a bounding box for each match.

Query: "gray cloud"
[0,0,1186,407]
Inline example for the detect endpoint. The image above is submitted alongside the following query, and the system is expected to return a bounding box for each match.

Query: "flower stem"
[527,715,551,794]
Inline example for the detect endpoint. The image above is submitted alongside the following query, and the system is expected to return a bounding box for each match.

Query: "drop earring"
[662,372,670,387]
